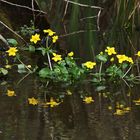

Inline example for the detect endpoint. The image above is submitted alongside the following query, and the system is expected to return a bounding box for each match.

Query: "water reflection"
[0,74,140,140]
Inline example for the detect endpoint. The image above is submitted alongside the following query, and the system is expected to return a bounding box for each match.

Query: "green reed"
[36,0,140,59]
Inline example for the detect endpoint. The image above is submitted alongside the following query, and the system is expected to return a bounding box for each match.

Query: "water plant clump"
[1,26,140,89]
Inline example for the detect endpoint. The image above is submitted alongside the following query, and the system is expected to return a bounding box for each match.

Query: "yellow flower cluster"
[116,55,133,64]
[46,98,60,107]
[6,47,18,56]
[83,96,94,104]
[30,33,41,44]
[7,90,16,97]
[114,102,131,115]
[105,47,117,55]
[83,61,96,69]
[52,53,62,62]
[28,97,38,105]
[43,29,58,43]
[133,98,140,105]
[136,51,140,57]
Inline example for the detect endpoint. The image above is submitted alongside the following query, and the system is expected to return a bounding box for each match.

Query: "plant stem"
[99,62,102,81]
[136,59,140,75]
[17,57,32,73]
[122,65,132,78]
[17,72,31,85]
[47,52,53,70]
[46,37,53,70]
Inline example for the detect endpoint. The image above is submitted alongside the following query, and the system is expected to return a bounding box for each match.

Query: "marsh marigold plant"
[52,53,62,62]
[30,33,41,44]
[83,61,96,69]
[105,47,117,56]
[6,47,18,56]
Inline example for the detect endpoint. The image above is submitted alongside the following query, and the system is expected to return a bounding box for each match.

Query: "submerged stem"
[99,62,103,81]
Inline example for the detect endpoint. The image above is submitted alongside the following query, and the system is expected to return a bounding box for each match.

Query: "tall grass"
[36,0,140,58]
[104,0,140,54]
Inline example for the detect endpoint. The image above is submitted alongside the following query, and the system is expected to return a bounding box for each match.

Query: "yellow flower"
[133,99,140,105]
[135,102,140,105]
[66,90,72,95]
[114,109,125,115]
[30,33,41,44]
[105,47,117,55]
[117,55,133,64]
[127,57,134,64]
[108,106,112,110]
[28,97,38,105]
[43,29,56,36]
[6,47,18,56]
[52,35,58,43]
[110,57,114,62]
[68,52,74,57]
[136,51,140,57]
[116,102,124,109]
[7,90,16,97]
[52,53,62,62]
[5,65,12,69]
[83,61,96,69]
[46,98,60,107]
[133,99,140,103]
[83,97,94,104]
[123,107,131,113]
[100,51,103,55]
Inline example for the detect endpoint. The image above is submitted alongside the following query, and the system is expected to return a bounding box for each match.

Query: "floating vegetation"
[6,89,16,97]
[28,97,38,105]
[83,96,94,104]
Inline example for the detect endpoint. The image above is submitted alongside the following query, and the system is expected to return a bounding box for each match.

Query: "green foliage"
[7,39,18,46]
[18,20,35,36]
[39,56,86,83]
[0,68,8,75]
[96,54,108,63]
[1,26,140,90]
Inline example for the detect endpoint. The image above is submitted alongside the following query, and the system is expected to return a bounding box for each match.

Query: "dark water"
[0,73,140,140]
[1,2,140,140]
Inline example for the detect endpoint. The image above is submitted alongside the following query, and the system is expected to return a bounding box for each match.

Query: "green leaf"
[1,68,8,75]
[39,67,51,78]
[41,48,46,56]
[29,45,35,52]
[7,39,18,46]
[17,64,26,73]
[95,86,106,91]
[96,54,108,63]
[122,63,128,69]
[0,81,7,85]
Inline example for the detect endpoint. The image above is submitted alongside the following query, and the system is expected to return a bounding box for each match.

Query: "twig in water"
[0,0,47,14]
[60,29,98,37]
[0,20,27,44]
[122,65,133,78]
[63,0,103,9]
[17,72,31,85]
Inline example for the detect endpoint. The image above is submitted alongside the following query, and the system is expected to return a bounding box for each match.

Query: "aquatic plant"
[1,27,140,88]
